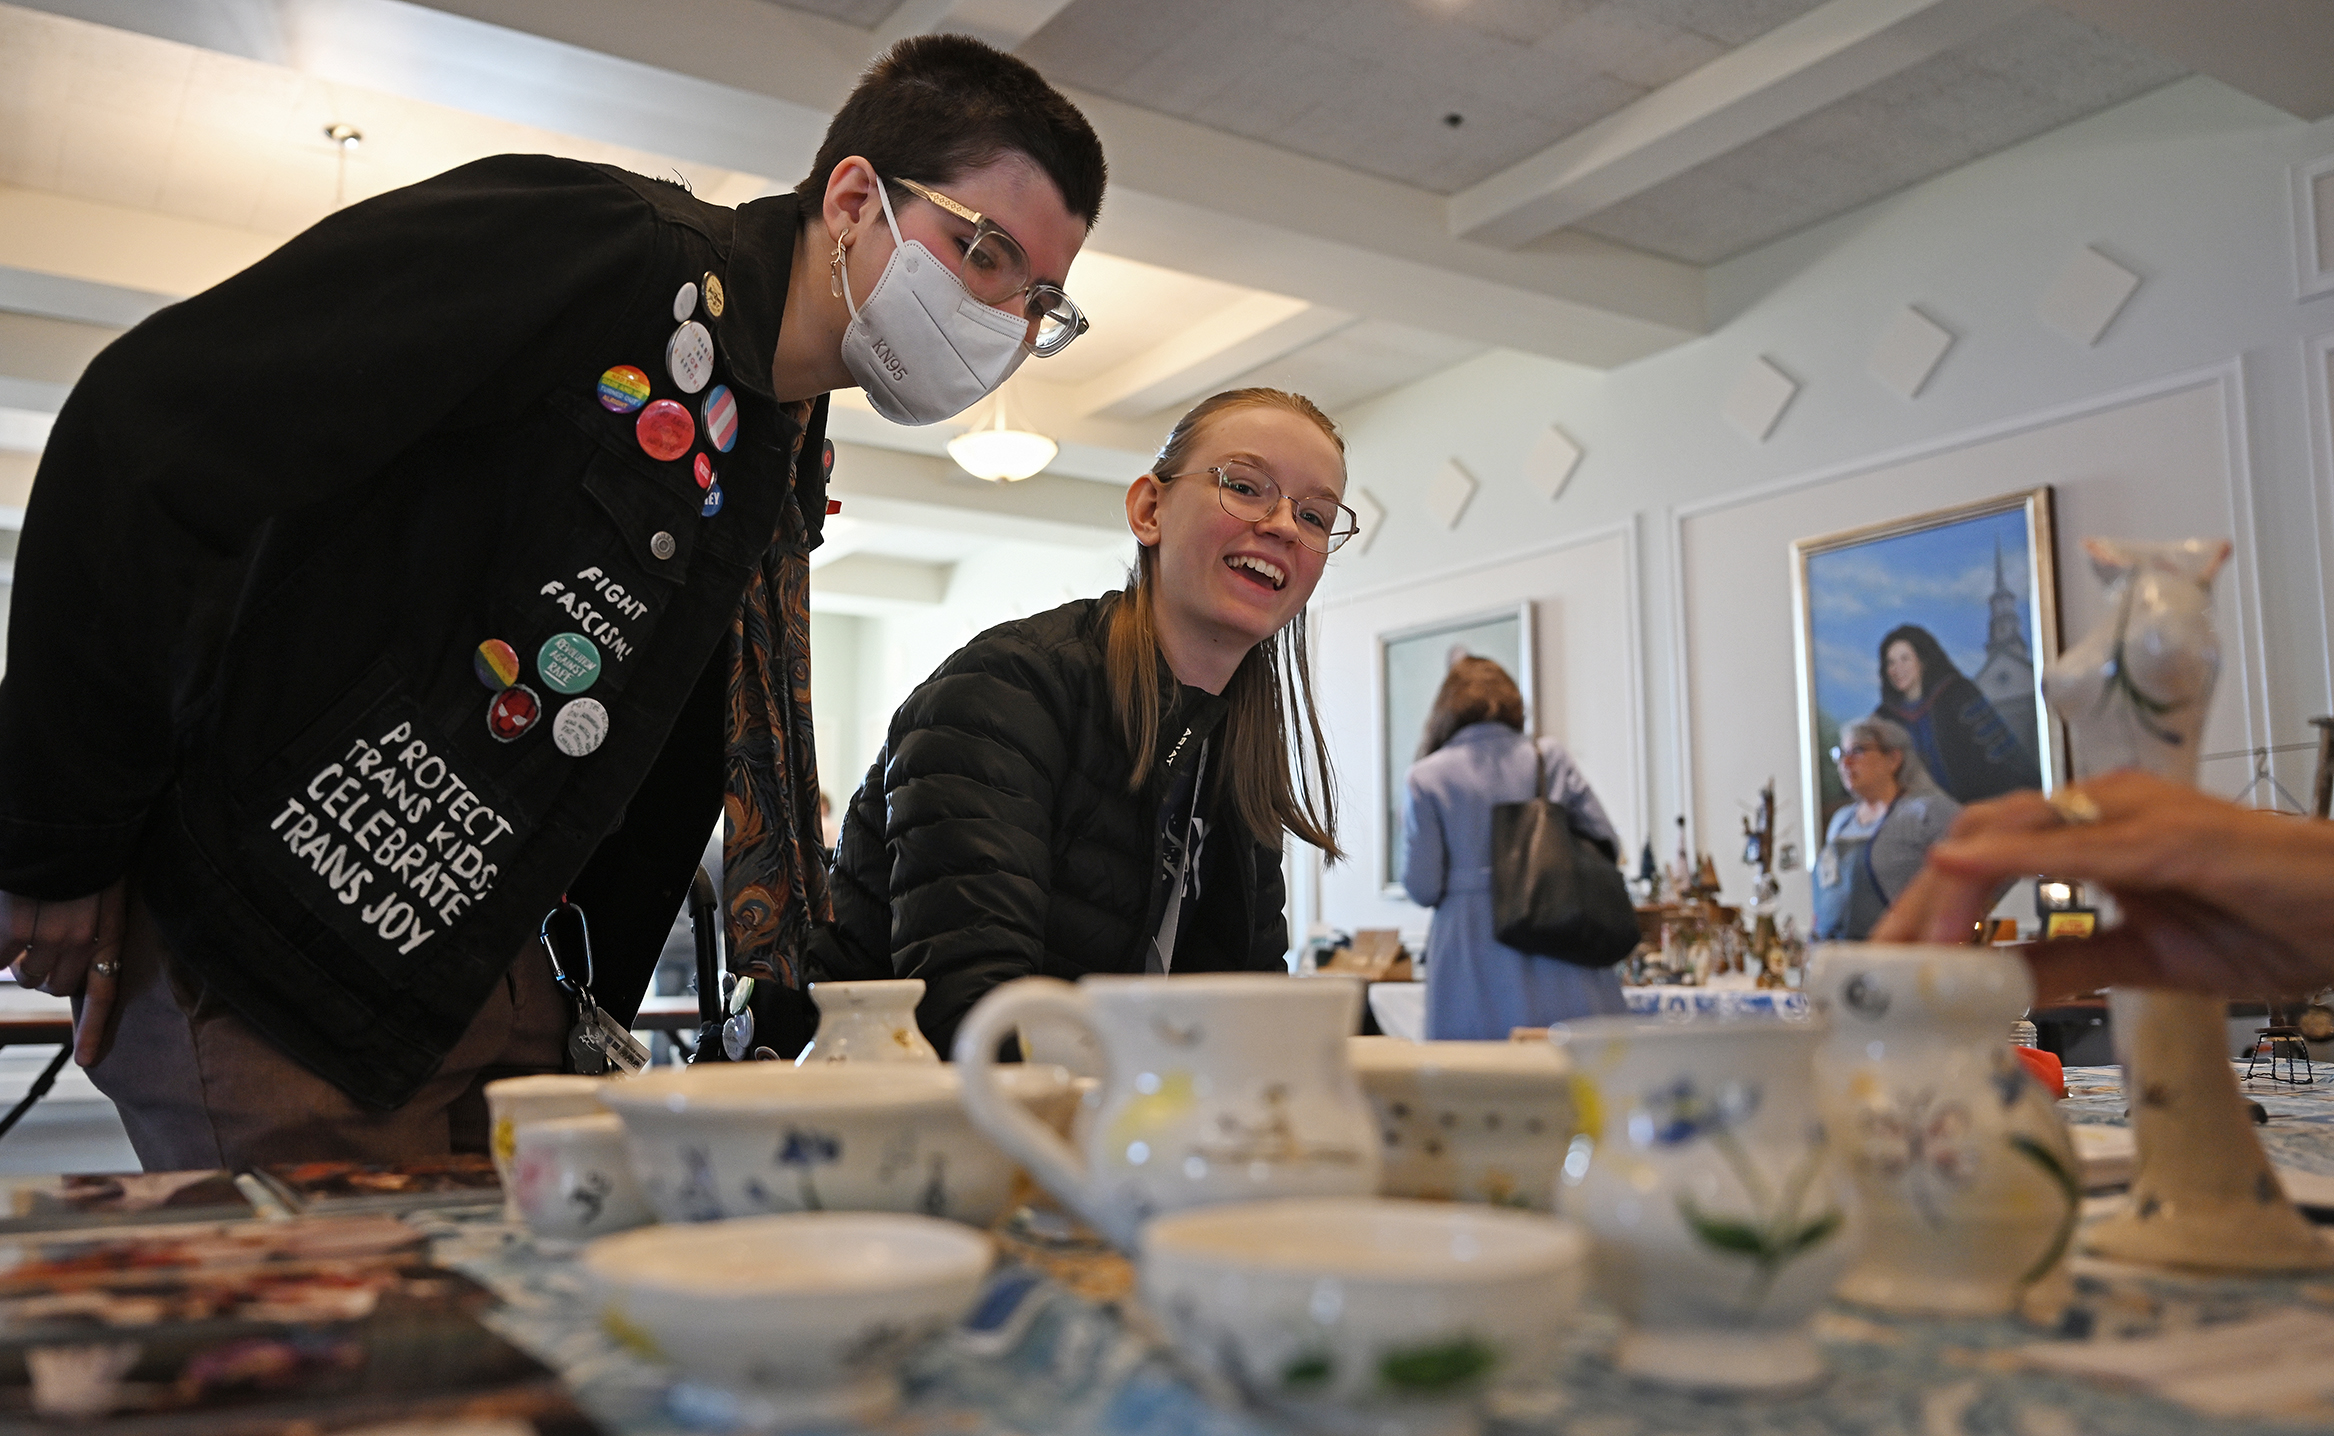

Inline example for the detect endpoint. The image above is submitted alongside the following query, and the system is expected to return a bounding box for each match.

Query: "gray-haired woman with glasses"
[816,388,1357,1055]
[1812,715,1962,940]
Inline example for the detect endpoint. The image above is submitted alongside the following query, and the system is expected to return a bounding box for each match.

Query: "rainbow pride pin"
[474,638,521,690]
[597,365,651,413]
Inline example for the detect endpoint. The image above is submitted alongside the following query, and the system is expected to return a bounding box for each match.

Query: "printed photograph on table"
[1377,603,1532,893]
[1791,488,2060,838]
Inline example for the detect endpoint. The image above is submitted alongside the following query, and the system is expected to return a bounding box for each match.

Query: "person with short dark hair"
[0,35,1103,1169]
[1401,657,1623,1039]
[818,389,1349,1056]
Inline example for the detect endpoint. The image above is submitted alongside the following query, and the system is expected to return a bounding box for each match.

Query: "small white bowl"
[584,1212,991,1427]
[1142,1197,1589,1432]
[599,1062,1075,1226]
[1346,1037,1576,1210]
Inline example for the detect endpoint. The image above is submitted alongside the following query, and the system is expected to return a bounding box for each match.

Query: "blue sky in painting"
[1807,508,2031,733]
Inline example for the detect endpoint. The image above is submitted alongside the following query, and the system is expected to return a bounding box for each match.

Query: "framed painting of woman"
[1790,488,2062,840]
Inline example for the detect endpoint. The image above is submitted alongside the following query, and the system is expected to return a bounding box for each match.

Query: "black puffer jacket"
[819,594,1289,1052]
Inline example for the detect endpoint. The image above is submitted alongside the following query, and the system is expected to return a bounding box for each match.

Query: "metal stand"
[2245,1027,2315,1085]
[687,865,729,1063]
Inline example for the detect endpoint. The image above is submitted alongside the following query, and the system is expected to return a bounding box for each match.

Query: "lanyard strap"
[1148,741,1210,976]
[1853,796,1902,908]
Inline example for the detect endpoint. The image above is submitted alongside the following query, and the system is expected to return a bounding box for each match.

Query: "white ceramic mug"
[485,1073,611,1220]
[1557,1015,1855,1393]
[1808,942,2082,1315]
[954,973,1381,1251]
[512,1113,653,1242]
[797,978,939,1066]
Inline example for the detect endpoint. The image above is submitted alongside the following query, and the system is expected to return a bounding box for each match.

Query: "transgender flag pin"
[702,385,738,453]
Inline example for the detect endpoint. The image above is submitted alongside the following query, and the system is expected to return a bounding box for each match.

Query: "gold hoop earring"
[828,231,850,298]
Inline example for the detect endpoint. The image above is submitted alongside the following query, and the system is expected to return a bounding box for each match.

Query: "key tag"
[540,899,651,1076]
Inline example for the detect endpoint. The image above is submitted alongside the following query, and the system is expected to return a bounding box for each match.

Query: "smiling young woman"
[812,388,1350,1055]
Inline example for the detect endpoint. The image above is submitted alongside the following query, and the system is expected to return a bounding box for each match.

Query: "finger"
[1940,789,2064,841]
[2022,930,2176,1002]
[73,955,117,1067]
[1870,864,1999,944]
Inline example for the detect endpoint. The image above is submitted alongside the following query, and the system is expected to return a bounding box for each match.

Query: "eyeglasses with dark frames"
[1159,461,1360,555]
[891,176,1088,358]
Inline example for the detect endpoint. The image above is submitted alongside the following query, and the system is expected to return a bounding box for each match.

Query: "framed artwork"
[1377,603,1534,896]
[1791,488,2060,846]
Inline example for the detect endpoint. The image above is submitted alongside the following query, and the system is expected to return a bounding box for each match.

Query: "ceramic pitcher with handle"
[955,973,1380,1250]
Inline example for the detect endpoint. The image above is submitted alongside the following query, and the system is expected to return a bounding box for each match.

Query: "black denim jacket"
[0,156,830,1107]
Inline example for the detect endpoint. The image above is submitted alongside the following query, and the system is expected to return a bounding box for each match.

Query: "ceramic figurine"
[1556,1017,1855,1392]
[1809,943,2081,1315]
[2046,537,2333,1273]
[797,978,940,1065]
[954,974,1381,1251]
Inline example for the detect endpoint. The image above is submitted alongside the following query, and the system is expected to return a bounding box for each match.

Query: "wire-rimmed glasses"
[892,176,1088,357]
[1161,462,1361,554]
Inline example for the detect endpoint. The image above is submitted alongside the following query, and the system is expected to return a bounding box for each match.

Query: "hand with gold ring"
[2,881,129,1066]
[1872,770,2334,1000]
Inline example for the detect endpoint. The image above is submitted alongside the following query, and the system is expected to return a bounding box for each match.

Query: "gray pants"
[85,894,569,1172]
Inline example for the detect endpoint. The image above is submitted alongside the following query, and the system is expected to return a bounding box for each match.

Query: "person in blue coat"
[1401,657,1628,1039]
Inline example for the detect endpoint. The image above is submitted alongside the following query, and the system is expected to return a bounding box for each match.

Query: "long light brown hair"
[1104,388,1343,861]
[1418,656,1525,759]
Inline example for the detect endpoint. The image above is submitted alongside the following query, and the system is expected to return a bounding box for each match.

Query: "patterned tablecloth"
[1622,984,1813,1020]
[1366,982,1811,1040]
[407,1057,2334,1436]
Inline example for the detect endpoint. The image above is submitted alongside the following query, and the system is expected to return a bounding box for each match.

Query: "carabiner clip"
[538,898,595,996]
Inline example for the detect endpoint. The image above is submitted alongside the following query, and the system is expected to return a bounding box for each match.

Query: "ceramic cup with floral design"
[1347,1037,1576,1210]
[1807,942,2083,1316]
[1554,1015,1854,1393]
[598,1062,1077,1226]
[512,1113,655,1243]
[484,1074,612,1221]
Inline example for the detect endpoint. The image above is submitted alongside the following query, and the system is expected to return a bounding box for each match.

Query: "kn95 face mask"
[837,177,1031,426]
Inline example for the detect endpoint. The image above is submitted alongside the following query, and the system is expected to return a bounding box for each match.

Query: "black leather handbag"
[1490,747,1640,967]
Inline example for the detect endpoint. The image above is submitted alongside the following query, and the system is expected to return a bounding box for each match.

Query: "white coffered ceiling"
[0,0,2329,607]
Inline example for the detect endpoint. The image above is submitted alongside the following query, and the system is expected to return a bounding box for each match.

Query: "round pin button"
[487,684,542,742]
[596,365,650,413]
[673,281,699,322]
[666,320,715,394]
[703,272,725,318]
[537,632,602,695]
[649,531,677,561]
[552,697,609,757]
[702,384,738,453]
[636,399,694,461]
[473,638,520,691]
[693,452,715,490]
[701,481,723,517]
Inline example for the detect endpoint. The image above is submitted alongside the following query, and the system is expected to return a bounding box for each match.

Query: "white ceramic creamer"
[954,974,1381,1251]
[1808,942,2081,1316]
[1557,1016,1855,1393]
[797,978,940,1065]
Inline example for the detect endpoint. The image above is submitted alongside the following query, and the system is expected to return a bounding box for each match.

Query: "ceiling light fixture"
[324,123,362,149]
[946,392,1056,482]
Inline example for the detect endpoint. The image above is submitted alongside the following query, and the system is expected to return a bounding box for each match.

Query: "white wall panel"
[1310,523,1642,940]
